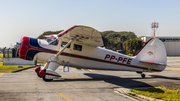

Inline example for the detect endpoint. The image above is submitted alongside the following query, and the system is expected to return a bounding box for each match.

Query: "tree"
[100,31,137,51]
[37,29,142,55]
[123,37,144,55]
[37,30,63,39]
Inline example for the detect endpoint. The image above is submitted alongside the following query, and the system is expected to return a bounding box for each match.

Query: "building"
[141,36,180,56]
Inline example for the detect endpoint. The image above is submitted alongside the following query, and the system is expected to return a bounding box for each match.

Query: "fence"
[3,47,35,65]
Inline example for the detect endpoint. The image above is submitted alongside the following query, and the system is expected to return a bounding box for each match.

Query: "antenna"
[151,22,159,37]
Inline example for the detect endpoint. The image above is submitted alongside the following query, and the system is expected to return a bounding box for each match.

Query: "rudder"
[135,38,167,65]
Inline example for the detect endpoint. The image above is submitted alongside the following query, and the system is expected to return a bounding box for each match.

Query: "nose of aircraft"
[19,36,58,61]
[19,37,31,60]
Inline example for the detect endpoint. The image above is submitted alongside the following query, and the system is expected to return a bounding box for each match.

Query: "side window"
[61,42,71,48]
[73,44,82,51]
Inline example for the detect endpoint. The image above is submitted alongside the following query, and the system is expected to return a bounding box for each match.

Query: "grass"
[0,63,35,73]
[130,86,180,101]
[0,54,3,61]
[128,93,136,96]
[0,54,13,58]
[37,60,44,63]
[0,54,37,73]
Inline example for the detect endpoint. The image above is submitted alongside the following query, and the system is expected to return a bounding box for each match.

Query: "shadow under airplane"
[53,73,154,88]
[150,75,180,81]
[52,73,180,94]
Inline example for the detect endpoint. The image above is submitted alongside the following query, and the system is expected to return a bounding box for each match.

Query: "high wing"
[57,25,104,47]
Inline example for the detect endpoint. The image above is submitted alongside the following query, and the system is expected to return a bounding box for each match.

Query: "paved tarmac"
[0,57,180,101]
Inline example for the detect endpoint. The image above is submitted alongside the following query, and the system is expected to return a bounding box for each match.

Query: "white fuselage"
[34,39,165,72]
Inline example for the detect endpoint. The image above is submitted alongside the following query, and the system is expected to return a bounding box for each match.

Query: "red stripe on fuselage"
[60,52,162,72]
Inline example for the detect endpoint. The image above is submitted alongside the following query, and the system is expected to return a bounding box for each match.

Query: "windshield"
[45,37,59,46]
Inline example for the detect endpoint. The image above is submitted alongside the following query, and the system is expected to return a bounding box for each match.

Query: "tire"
[141,74,145,78]
[42,76,53,82]
[37,72,42,78]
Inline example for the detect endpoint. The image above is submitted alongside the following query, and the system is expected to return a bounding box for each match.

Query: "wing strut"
[52,40,73,61]
[38,40,73,82]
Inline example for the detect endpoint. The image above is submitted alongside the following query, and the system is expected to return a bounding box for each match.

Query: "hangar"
[141,36,180,56]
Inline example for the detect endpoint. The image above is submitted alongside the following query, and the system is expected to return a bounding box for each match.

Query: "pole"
[153,31,155,38]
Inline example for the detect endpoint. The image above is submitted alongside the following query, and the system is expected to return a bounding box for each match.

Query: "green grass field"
[130,86,180,101]
[0,54,36,73]
[0,53,12,59]
[0,54,3,61]
[0,63,35,73]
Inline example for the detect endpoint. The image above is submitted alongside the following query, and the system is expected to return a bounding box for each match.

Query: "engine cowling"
[19,37,41,60]
[19,37,57,61]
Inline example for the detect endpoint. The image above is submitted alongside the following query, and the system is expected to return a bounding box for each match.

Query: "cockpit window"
[61,42,71,48]
[49,39,58,45]
[46,37,56,43]
[45,37,59,46]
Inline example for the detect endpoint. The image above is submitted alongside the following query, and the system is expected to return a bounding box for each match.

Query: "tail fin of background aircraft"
[135,38,167,65]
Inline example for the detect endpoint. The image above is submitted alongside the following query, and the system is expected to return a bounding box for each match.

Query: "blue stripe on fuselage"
[29,38,42,49]
[25,38,57,60]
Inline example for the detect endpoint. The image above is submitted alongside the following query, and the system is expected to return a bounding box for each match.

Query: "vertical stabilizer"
[135,38,167,65]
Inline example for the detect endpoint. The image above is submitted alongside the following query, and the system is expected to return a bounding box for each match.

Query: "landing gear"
[37,40,73,82]
[136,71,146,78]
[43,76,53,82]
[141,73,145,78]
[37,72,42,78]
[35,67,42,78]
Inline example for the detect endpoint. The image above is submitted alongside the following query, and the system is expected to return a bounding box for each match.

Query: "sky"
[0,0,180,47]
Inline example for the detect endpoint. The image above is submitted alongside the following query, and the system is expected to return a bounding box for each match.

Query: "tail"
[135,38,167,66]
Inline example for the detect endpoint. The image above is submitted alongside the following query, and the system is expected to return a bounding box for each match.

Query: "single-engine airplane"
[18,25,167,82]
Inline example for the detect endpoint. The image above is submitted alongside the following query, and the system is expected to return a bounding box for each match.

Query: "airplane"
[18,25,167,82]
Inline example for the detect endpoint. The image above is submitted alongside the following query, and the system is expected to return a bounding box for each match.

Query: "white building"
[141,36,180,56]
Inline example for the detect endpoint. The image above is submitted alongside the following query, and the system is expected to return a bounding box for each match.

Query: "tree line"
[37,30,144,56]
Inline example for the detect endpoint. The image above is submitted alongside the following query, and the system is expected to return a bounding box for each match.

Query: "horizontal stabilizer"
[140,61,166,66]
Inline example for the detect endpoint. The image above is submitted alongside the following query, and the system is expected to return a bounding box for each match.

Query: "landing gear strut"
[36,40,73,82]
[136,71,146,78]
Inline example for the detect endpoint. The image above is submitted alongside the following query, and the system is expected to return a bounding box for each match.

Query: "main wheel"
[141,74,145,78]
[42,76,53,82]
